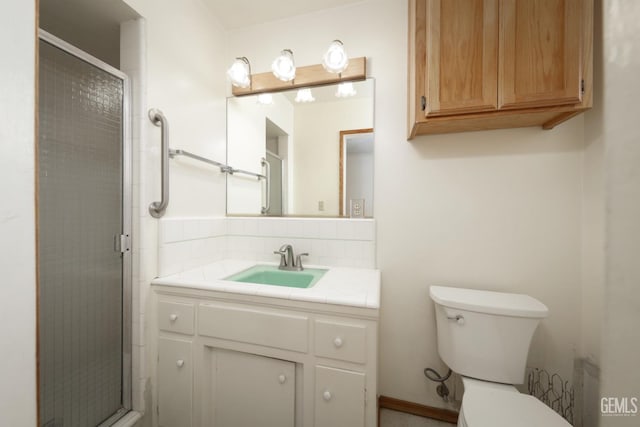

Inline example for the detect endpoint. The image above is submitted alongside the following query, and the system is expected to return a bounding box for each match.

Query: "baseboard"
[378,395,459,424]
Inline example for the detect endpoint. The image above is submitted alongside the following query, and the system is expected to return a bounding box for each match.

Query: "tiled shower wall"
[158,217,377,277]
[120,18,150,414]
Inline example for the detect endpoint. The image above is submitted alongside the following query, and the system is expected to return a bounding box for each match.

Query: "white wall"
[294,97,373,215]
[600,1,640,425]
[0,1,37,425]
[228,0,585,409]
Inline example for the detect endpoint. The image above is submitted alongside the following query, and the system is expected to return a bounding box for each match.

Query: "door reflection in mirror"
[227,79,374,217]
[339,129,374,218]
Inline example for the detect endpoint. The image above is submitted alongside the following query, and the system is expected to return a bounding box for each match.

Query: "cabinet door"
[424,0,499,116]
[213,349,295,427]
[158,338,193,427]
[315,366,365,427]
[499,0,583,109]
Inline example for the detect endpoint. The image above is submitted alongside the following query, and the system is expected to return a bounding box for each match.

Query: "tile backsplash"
[158,217,376,276]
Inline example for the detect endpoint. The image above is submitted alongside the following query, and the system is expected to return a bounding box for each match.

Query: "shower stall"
[37,30,132,426]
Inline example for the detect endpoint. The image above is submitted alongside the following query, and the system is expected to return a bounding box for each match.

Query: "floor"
[380,409,456,427]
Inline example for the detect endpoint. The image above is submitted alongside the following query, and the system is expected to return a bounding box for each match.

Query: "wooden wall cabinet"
[408,0,593,138]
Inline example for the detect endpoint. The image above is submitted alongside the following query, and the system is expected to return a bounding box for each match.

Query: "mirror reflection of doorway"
[265,119,287,216]
[339,128,374,218]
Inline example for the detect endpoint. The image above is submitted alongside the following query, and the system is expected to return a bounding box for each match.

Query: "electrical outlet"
[318,201,324,211]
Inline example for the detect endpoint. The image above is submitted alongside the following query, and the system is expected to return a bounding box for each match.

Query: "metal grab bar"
[170,148,265,180]
[261,157,270,214]
[148,109,169,218]
[147,108,267,218]
[170,149,233,174]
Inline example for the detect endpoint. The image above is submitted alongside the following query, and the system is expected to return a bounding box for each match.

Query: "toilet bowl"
[457,377,570,427]
[429,286,570,427]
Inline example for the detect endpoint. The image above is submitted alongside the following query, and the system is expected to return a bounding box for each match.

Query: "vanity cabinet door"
[314,366,365,427]
[213,349,295,427]
[158,337,193,427]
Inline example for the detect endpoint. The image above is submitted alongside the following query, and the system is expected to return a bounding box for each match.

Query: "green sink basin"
[225,265,327,288]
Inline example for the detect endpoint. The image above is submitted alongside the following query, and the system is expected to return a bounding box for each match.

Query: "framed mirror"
[226,79,374,218]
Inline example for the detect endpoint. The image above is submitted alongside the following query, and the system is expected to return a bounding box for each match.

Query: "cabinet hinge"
[421,96,426,111]
[115,234,131,254]
[581,79,585,95]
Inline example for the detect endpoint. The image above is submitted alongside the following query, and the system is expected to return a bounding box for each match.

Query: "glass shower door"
[38,32,131,427]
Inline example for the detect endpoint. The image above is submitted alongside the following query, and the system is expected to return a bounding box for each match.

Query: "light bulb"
[335,82,356,98]
[322,40,349,73]
[272,49,296,82]
[227,57,251,88]
[257,93,274,105]
[295,89,315,103]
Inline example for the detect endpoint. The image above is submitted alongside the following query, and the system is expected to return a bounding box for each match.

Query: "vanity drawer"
[199,303,309,353]
[314,320,367,364]
[158,300,195,335]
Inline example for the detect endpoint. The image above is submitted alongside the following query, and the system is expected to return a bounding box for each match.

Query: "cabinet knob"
[323,390,332,401]
[278,374,287,384]
[333,337,343,348]
[176,359,184,368]
[169,314,178,322]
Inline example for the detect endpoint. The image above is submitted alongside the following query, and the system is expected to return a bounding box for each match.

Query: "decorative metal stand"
[527,368,575,425]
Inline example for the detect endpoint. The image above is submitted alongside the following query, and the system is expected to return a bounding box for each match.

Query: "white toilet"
[429,286,571,427]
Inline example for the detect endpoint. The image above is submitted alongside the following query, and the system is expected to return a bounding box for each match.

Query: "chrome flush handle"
[447,314,465,325]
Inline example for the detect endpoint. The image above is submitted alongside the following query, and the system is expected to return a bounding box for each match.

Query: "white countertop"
[151,259,381,309]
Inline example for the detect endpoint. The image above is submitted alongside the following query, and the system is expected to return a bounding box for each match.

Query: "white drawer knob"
[169,314,178,322]
[333,337,343,348]
[176,359,184,368]
[323,391,332,401]
[278,374,287,384]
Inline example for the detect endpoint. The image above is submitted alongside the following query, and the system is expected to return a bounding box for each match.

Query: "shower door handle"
[148,109,169,218]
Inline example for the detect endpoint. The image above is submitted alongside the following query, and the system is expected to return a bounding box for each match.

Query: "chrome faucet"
[273,244,308,271]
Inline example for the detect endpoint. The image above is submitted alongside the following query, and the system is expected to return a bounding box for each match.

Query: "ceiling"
[203,0,365,29]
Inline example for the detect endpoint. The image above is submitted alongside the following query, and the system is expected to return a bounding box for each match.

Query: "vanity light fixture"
[335,82,357,98]
[271,49,296,82]
[322,40,349,74]
[256,93,274,105]
[294,88,315,103]
[227,57,251,88]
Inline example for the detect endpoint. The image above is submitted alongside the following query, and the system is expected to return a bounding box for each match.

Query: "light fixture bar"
[232,56,366,97]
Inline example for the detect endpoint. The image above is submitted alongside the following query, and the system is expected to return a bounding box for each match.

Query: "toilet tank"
[429,286,548,385]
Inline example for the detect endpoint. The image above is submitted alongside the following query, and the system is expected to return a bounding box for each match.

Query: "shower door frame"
[37,29,133,423]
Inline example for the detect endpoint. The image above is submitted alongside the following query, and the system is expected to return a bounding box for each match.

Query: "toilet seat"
[460,386,571,427]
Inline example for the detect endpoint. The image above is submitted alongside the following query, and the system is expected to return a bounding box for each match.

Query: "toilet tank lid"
[429,286,549,318]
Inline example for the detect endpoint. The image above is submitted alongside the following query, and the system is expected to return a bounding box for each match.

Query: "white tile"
[227,218,244,235]
[244,218,259,235]
[336,220,356,240]
[183,219,200,240]
[318,220,338,239]
[354,220,375,241]
[158,243,184,277]
[271,218,288,236]
[257,218,272,236]
[286,219,304,237]
[160,219,184,244]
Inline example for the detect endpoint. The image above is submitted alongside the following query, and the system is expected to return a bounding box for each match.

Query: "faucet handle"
[273,250,287,267]
[295,253,309,270]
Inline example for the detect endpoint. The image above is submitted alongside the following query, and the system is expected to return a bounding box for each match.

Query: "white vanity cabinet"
[157,300,196,427]
[153,286,379,427]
